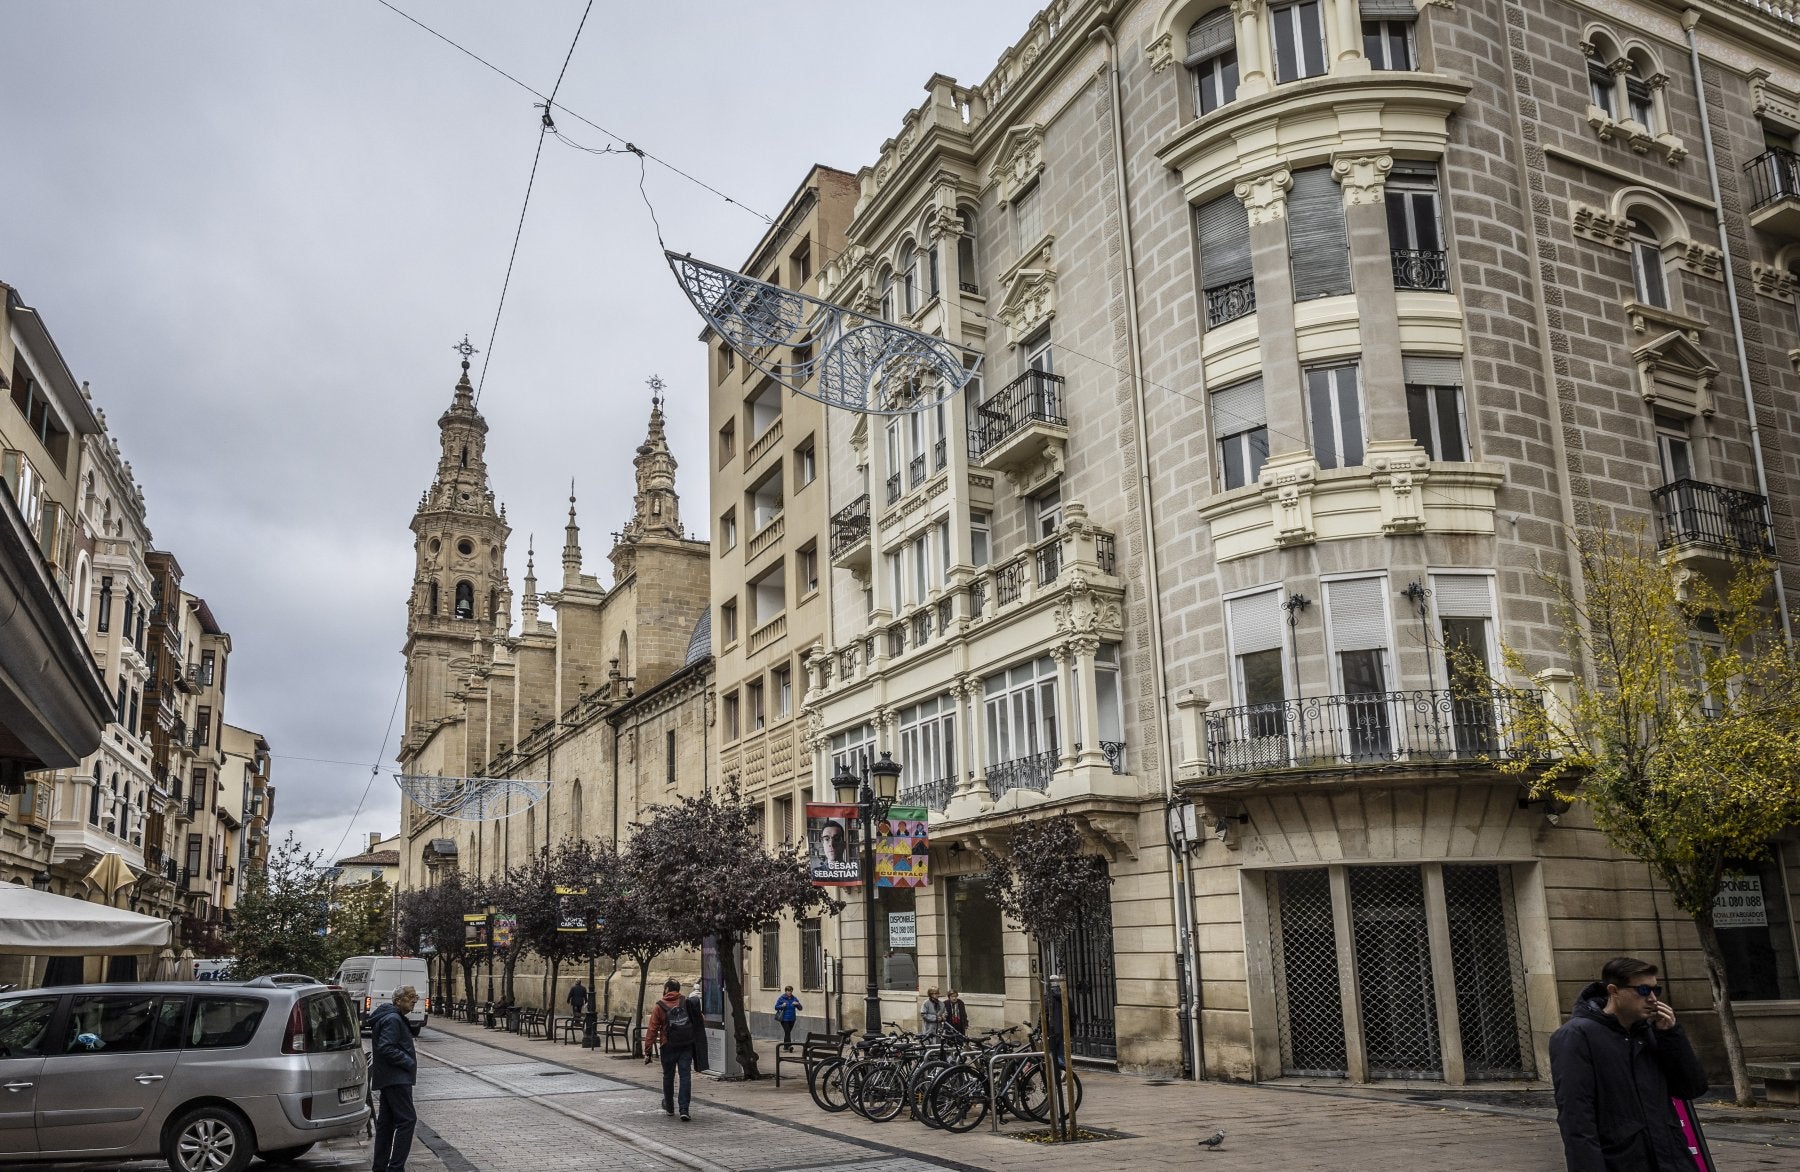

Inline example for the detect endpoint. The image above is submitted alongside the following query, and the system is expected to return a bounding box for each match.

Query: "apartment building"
[0,282,112,891]
[218,722,274,918]
[707,165,861,1009]
[767,0,1800,1080]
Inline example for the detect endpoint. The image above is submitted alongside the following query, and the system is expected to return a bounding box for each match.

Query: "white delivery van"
[336,955,430,1035]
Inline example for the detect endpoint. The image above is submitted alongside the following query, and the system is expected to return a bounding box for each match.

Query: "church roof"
[684,609,710,667]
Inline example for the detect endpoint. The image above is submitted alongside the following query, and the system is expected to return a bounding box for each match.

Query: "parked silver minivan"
[0,977,369,1171]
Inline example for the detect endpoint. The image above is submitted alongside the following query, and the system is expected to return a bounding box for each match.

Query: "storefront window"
[875,886,918,990]
[948,875,1006,994]
[1718,848,1800,1001]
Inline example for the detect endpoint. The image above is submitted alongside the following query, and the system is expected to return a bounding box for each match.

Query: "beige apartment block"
[396,361,715,1011]
[217,722,273,917]
[758,0,1800,1082]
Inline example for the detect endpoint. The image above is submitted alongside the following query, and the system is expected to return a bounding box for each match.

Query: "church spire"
[521,538,539,630]
[621,376,682,543]
[562,483,583,589]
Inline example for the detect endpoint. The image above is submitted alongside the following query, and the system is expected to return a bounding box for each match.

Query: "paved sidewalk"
[426,1018,1800,1171]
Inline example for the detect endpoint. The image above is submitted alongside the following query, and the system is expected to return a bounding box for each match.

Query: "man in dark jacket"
[369,986,420,1172]
[1550,956,1707,1171]
[644,978,704,1120]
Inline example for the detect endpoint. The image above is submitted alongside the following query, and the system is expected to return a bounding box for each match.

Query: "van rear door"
[299,992,366,1126]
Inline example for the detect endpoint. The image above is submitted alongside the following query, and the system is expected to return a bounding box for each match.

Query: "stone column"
[1233,0,1269,97]
[1052,644,1078,772]
[1235,169,1303,456]
[946,678,990,820]
[1332,154,1408,443]
[1073,637,1104,769]
[1328,0,1370,71]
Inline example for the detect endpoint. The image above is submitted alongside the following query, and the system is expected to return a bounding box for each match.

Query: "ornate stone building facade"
[732,0,1800,1081]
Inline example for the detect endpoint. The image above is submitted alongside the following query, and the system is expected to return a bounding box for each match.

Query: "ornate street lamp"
[483,903,498,1028]
[831,749,903,1038]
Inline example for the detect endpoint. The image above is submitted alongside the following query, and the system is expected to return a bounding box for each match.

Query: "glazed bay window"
[1288,167,1352,300]
[1196,192,1255,326]
[1361,0,1416,70]
[1186,8,1238,115]
[898,693,957,805]
[1308,363,1365,469]
[1404,356,1468,461]
[1386,164,1447,291]
[1270,0,1327,83]
[1213,376,1269,490]
[984,656,1060,773]
[829,722,876,779]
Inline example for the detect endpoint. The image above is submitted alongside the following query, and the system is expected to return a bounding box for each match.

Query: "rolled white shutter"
[1431,574,1494,618]
[1402,355,1464,385]
[1186,9,1236,60]
[1229,589,1284,655]
[1327,576,1391,652]
[1287,167,1352,299]
[1196,194,1254,289]
[1211,377,1266,436]
[1360,0,1419,19]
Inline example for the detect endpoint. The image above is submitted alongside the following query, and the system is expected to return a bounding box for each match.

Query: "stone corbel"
[1750,262,1796,303]
[1585,106,1623,143]
[1234,168,1293,225]
[1145,31,1174,73]
[1652,133,1689,165]
[1332,154,1393,206]
[1368,441,1431,534]
[1678,240,1723,280]
[1004,443,1065,497]
[926,204,966,241]
[1259,454,1318,548]
[1197,798,1248,851]
[1079,811,1140,863]
[1572,201,1629,248]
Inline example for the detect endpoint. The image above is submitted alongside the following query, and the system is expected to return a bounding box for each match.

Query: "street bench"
[1748,1060,1800,1105]
[774,1030,848,1090]
[558,1015,583,1045]
[602,1014,633,1052]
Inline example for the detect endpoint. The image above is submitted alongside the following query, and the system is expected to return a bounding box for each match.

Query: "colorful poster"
[494,914,516,949]
[876,805,929,889]
[807,803,860,885]
[463,913,489,950]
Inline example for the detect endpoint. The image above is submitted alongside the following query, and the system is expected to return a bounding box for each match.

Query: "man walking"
[645,978,703,1120]
[369,986,419,1172]
[567,979,589,1034]
[1550,956,1707,1171]
[774,985,802,1050]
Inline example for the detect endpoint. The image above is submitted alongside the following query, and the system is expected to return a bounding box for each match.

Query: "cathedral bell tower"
[402,339,512,745]
[609,382,684,581]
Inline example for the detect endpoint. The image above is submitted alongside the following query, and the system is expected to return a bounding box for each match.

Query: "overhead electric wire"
[473,122,548,405]
[329,672,407,864]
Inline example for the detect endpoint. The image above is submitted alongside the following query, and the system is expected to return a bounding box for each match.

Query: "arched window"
[1587,39,1619,118]
[1624,54,1657,131]
[901,243,919,315]
[1628,216,1669,308]
[927,240,941,300]
[429,580,440,615]
[879,267,895,320]
[957,209,978,293]
[459,444,469,468]
[489,588,499,621]
[571,780,584,836]
[454,580,474,620]
[618,632,631,676]
[1187,8,1238,114]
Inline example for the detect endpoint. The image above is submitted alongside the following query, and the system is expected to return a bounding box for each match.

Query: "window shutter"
[1195,194,1253,288]
[1211,377,1265,435]
[1359,0,1418,18]
[1326,577,1391,652]
[1288,168,1352,299]
[1228,589,1284,655]
[1431,574,1494,619]
[1185,9,1236,60]
[1402,355,1464,385]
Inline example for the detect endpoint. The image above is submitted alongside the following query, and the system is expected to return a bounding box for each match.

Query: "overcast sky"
[2,0,1040,863]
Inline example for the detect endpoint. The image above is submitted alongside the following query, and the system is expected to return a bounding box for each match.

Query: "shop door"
[1349,866,1443,1079]
[1272,868,1348,1076]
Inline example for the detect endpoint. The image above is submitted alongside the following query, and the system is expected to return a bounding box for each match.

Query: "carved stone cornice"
[991,123,1046,208]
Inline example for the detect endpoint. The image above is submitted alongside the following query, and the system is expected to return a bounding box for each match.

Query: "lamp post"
[830,749,903,1039]
[483,903,497,1028]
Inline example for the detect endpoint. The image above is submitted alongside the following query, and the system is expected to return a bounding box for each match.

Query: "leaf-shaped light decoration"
[395,774,550,821]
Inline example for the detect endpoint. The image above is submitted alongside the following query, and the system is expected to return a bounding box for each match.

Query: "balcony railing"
[1100,740,1127,775]
[886,472,901,504]
[995,558,1027,606]
[1034,540,1061,586]
[1095,532,1116,574]
[933,436,947,471]
[747,418,784,466]
[987,750,1058,800]
[746,513,785,560]
[1204,277,1256,328]
[911,608,933,648]
[898,776,956,813]
[969,370,1066,461]
[1744,146,1799,213]
[1202,688,1543,776]
[1651,479,1774,557]
[830,494,870,558]
[1391,248,1449,291]
[909,453,927,487]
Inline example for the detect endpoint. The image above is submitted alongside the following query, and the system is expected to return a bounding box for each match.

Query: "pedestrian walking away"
[646,977,705,1120]
[920,986,943,1038]
[1549,956,1707,1171]
[568,979,588,1023]
[775,985,802,1050]
[369,985,420,1172]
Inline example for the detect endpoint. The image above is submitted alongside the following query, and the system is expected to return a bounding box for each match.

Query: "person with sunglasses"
[1550,955,1708,1170]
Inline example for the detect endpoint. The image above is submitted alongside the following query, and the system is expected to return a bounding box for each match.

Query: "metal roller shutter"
[1196,193,1254,288]
[1402,355,1464,385]
[1211,376,1265,435]
[1288,167,1352,300]
[1229,588,1285,655]
[1431,574,1494,618]
[1327,576,1391,652]
[1186,8,1236,60]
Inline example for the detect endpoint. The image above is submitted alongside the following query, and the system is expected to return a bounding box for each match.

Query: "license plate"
[339,1084,363,1104]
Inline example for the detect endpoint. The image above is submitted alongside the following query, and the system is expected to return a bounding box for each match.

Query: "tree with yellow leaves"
[1490,528,1800,1105]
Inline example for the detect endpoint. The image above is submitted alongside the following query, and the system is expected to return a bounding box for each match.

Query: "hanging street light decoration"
[394,774,550,821]
[665,252,983,416]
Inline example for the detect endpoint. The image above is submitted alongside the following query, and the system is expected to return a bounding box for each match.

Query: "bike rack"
[983,1049,1043,1134]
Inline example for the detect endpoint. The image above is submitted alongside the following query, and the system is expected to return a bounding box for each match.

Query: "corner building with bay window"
[761,0,1800,1081]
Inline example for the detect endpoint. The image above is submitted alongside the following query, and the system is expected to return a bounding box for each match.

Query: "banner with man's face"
[806,803,860,885]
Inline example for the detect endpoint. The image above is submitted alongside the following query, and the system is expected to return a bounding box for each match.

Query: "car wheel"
[408,1023,423,1036]
[257,1143,314,1165]
[165,1104,254,1172]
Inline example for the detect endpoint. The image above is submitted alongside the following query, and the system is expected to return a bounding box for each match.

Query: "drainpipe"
[1682,7,1792,638]
[1091,22,1203,1079]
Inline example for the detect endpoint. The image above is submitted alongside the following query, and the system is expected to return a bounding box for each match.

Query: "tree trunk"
[631,957,651,1058]
[1692,914,1755,1105]
[547,958,561,1022]
[718,930,760,1079]
[459,957,477,1016]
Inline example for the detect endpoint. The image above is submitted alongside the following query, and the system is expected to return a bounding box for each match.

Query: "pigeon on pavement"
[1199,1128,1226,1149]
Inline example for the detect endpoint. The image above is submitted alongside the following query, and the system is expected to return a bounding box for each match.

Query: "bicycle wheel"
[925,1064,989,1134]
[843,1060,876,1119]
[908,1059,952,1126]
[1012,1063,1083,1122]
[807,1055,850,1113]
[857,1062,907,1122]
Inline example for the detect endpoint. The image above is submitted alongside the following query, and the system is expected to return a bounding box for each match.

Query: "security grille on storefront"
[1272,868,1348,1076]
[1350,866,1443,1079]
[1446,864,1535,1079]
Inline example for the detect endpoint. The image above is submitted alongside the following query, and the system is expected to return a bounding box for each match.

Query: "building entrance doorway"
[1039,859,1117,1061]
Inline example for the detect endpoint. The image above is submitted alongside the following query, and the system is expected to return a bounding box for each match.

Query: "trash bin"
[505,1006,521,1033]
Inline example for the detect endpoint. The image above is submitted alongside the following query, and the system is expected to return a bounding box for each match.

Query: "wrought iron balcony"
[909,453,927,487]
[1034,539,1061,586]
[1391,248,1449,291]
[968,370,1066,470]
[1744,147,1800,238]
[995,558,1027,606]
[886,472,901,504]
[987,750,1058,800]
[1651,479,1774,558]
[933,436,947,471]
[829,493,871,562]
[1100,740,1127,775]
[898,776,956,813]
[1202,688,1542,777]
[1204,277,1256,327]
[1095,532,1116,575]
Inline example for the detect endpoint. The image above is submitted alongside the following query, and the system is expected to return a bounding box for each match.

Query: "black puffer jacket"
[1549,981,1708,1171]
[368,1002,416,1090]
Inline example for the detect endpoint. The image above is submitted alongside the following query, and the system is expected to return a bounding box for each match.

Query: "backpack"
[664,997,696,1046]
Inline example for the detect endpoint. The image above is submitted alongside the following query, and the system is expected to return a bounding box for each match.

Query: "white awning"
[0,885,172,956]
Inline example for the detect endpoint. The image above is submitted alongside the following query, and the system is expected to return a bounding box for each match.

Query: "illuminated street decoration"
[394,774,549,821]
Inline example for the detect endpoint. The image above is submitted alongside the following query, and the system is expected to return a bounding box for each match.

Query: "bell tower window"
[459,444,468,468]
[454,580,474,620]
[429,580,440,615]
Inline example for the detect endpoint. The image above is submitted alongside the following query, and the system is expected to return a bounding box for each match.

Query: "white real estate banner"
[1712,874,1767,930]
